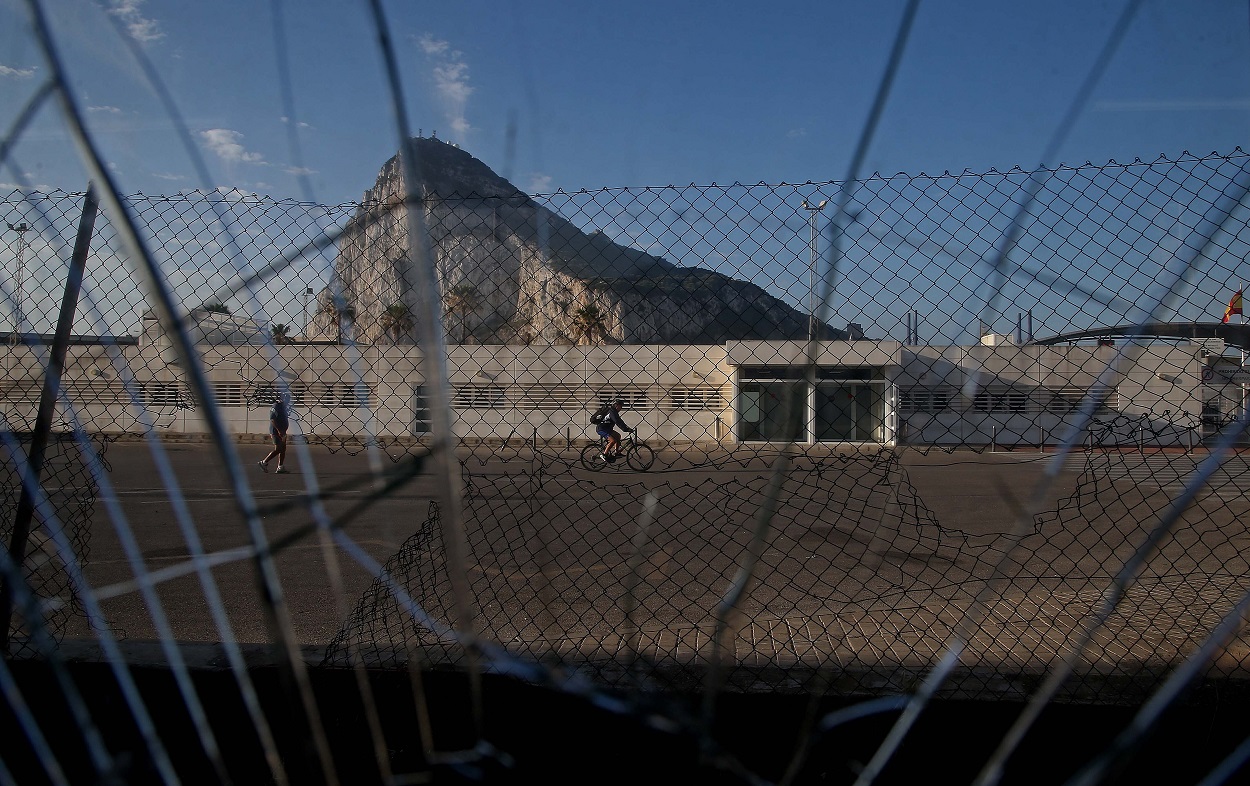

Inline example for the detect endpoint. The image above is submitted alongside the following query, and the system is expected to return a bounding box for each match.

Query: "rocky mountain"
[309,137,839,345]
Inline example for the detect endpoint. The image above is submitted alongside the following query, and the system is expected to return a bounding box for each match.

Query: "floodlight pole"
[801,199,827,341]
[0,186,98,649]
[6,221,29,345]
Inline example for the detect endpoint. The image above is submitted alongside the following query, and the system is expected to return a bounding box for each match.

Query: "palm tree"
[571,303,609,346]
[271,323,291,344]
[320,299,356,344]
[378,302,414,344]
[444,283,480,344]
[338,305,356,344]
[202,301,230,315]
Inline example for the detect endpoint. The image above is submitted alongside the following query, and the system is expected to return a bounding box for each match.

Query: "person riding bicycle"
[595,398,634,463]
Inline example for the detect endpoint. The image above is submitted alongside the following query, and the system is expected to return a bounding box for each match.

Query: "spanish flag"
[1224,290,1244,323]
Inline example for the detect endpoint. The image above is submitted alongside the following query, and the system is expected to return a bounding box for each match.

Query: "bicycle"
[580,430,655,472]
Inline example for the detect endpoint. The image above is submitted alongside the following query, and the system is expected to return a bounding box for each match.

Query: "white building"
[0,327,1209,448]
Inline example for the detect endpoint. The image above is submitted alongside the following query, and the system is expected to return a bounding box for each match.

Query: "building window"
[214,384,243,407]
[249,384,278,407]
[1046,387,1118,413]
[343,384,372,408]
[454,384,507,408]
[973,390,1029,413]
[142,383,187,408]
[667,386,725,410]
[597,389,650,410]
[284,383,374,408]
[516,385,582,410]
[900,388,952,414]
[313,385,339,407]
[413,385,430,433]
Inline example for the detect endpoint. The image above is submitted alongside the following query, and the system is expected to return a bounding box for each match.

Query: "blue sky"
[2,0,1250,341]
[2,0,1248,203]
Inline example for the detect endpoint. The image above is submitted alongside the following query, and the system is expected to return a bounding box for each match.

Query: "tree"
[444,283,480,344]
[319,295,356,344]
[271,323,291,344]
[379,302,414,344]
[338,305,356,344]
[202,302,230,315]
[570,303,609,346]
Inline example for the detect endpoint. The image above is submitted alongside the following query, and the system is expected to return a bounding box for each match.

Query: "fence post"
[0,184,98,650]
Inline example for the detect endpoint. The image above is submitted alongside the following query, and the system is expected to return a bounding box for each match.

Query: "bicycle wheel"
[626,442,655,471]
[580,443,607,471]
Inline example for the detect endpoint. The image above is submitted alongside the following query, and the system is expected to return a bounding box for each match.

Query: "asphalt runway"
[36,440,1250,699]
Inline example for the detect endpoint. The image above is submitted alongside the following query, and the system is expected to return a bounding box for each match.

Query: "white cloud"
[282,166,316,176]
[280,116,313,130]
[152,172,188,181]
[527,173,552,194]
[200,129,265,164]
[108,0,164,43]
[88,105,123,114]
[416,34,449,57]
[0,65,36,78]
[213,187,262,203]
[414,33,474,137]
[787,128,808,138]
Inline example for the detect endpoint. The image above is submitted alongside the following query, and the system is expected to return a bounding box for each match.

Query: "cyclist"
[595,398,634,463]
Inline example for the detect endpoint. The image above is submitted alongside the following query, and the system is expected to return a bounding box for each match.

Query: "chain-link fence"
[6,145,1250,781]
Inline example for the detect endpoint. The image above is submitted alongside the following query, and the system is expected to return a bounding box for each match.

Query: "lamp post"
[6,222,28,345]
[303,287,314,334]
[800,200,827,341]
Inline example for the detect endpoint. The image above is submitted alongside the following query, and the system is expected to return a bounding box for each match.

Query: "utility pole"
[801,199,827,341]
[7,222,28,345]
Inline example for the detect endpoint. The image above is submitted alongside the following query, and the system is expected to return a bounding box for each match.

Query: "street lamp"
[303,287,314,334]
[6,222,28,345]
[800,200,827,341]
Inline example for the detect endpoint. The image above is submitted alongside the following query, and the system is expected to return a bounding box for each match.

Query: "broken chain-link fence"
[5,145,1250,782]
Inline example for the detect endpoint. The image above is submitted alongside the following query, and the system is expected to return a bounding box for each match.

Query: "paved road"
[27,440,1250,699]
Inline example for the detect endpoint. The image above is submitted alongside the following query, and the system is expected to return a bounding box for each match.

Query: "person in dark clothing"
[596,398,634,462]
[258,396,290,473]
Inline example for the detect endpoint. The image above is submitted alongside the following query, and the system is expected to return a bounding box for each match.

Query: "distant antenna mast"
[6,222,28,344]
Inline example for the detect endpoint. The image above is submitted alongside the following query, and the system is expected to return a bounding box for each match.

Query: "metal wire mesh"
[5,141,1250,782]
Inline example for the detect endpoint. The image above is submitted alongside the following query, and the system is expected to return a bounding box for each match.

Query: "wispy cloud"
[88,105,123,115]
[1094,98,1250,112]
[0,65,36,78]
[787,128,807,138]
[200,129,265,164]
[527,173,552,194]
[152,172,188,182]
[108,0,163,43]
[213,187,263,202]
[282,165,316,176]
[414,33,474,137]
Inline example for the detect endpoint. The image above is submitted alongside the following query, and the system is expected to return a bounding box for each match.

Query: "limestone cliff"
[310,138,837,345]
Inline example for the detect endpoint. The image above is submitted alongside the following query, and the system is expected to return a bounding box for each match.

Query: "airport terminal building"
[1,310,1225,449]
